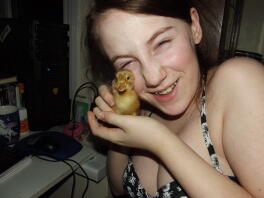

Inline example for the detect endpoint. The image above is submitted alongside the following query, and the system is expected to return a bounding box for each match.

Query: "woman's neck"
[152,97,200,134]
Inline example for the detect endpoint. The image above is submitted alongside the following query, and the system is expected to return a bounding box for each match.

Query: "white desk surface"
[0,145,94,198]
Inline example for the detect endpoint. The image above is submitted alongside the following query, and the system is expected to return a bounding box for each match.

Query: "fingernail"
[109,101,114,107]
[99,112,105,120]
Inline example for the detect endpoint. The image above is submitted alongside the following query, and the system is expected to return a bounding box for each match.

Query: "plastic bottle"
[19,107,29,133]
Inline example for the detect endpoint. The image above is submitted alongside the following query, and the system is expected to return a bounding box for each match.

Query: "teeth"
[155,82,177,95]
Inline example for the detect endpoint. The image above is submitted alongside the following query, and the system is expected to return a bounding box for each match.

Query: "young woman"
[87,0,264,197]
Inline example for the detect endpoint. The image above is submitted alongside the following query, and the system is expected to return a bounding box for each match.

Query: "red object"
[63,122,84,137]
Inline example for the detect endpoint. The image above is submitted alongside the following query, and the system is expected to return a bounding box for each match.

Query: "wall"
[64,0,96,122]
[64,0,94,99]
[237,0,264,55]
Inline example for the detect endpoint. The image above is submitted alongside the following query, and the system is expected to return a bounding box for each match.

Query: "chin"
[160,105,188,116]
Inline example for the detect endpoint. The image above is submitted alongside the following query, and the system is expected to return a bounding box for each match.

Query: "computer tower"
[0,18,70,131]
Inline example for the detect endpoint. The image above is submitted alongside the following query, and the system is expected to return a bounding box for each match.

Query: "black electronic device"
[0,18,70,131]
[11,0,63,24]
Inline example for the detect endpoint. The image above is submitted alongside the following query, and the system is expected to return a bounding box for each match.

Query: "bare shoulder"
[208,57,264,197]
[206,57,264,108]
[208,57,264,91]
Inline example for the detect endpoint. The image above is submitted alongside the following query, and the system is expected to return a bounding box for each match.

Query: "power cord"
[71,82,98,124]
[36,155,90,198]
[68,82,98,138]
[66,158,90,198]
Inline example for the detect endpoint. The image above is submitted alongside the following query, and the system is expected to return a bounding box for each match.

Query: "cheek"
[133,73,145,93]
[125,64,145,93]
[161,39,196,70]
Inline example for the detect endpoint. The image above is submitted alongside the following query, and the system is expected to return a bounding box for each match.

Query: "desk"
[0,145,94,198]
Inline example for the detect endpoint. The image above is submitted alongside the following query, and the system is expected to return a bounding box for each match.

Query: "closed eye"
[157,39,171,47]
[121,60,133,68]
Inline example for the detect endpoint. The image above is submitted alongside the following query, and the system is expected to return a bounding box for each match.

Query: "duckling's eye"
[126,76,130,80]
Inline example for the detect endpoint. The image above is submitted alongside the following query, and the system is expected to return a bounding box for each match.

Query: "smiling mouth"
[154,80,178,95]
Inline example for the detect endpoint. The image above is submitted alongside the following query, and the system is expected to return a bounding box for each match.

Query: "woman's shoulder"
[209,56,263,81]
[205,56,264,117]
[207,57,264,94]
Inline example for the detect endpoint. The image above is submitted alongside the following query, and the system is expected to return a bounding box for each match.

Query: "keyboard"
[0,144,32,183]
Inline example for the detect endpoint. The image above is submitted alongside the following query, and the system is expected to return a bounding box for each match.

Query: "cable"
[67,82,98,138]
[71,82,98,124]
[35,155,90,198]
[66,158,90,198]
[35,155,76,198]
[63,160,76,198]
[72,87,96,122]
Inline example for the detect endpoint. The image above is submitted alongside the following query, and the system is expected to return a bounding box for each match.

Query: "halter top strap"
[200,85,223,173]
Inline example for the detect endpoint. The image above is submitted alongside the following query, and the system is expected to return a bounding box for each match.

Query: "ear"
[190,8,202,44]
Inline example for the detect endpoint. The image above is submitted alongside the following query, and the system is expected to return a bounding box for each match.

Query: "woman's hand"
[88,109,172,153]
[95,84,115,112]
[89,84,172,153]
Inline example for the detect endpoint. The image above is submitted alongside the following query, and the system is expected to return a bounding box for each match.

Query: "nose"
[142,61,166,88]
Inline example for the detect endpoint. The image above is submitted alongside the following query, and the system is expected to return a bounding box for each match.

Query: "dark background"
[0,0,70,131]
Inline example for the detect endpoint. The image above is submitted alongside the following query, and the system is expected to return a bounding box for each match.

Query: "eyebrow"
[111,55,132,64]
[146,26,173,45]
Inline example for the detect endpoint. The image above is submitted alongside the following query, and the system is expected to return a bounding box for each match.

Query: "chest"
[131,106,232,195]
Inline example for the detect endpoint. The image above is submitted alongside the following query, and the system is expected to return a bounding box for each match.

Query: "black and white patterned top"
[122,87,239,198]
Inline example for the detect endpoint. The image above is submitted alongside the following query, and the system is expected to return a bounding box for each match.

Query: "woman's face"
[96,9,202,116]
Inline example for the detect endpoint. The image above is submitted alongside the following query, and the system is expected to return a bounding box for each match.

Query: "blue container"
[0,105,20,145]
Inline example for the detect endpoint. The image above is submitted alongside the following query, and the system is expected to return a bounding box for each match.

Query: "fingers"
[87,111,124,144]
[101,111,134,130]
[98,85,114,107]
[95,97,113,112]
[94,85,114,112]
[92,106,104,119]
[89,109,128,134]
[92,107,121,128]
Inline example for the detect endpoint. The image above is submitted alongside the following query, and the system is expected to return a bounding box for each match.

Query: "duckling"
[112,69,140,115]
